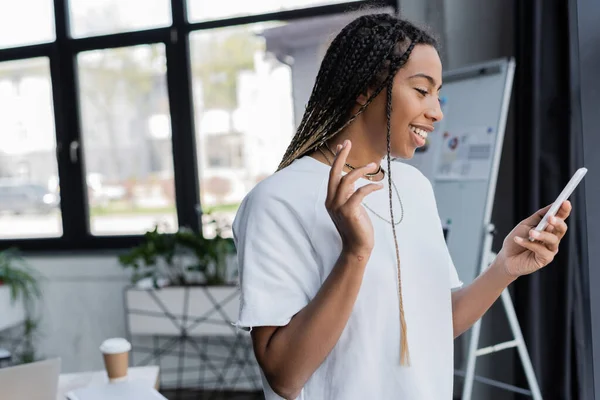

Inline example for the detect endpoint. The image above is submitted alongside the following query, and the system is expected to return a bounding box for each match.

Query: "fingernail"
[343,140,349,148]
[367,162,376,167]
[336,144,342,154]
[530,230,540,238]
[515,237,523,243]
[549,216,556,224]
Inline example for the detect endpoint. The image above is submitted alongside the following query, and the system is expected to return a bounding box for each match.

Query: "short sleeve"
[232,188,320,330]
[446,251,463,290]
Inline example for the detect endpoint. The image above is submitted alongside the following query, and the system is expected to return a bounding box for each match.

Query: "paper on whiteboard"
[435,126,495,181]
[395,99,448,181]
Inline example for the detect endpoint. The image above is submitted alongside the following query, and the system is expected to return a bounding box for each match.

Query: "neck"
[327,124,386,169]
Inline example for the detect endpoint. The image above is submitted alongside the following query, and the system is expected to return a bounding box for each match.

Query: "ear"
[356,92,368,106]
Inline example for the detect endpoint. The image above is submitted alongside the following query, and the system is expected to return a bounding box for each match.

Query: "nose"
[425,99,444,122]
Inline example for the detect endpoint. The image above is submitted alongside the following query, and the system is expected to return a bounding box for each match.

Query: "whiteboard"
[400,58,515,285]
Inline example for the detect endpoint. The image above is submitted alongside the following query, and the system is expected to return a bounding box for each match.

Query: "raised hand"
[325,140,383,256]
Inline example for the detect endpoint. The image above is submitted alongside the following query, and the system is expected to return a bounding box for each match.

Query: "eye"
[415,88,428,96]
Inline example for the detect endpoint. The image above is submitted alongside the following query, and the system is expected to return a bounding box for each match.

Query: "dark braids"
[277,14,437,170]
[278,14,438,367]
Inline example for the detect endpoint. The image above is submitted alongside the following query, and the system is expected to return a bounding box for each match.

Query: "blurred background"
[0,0,598,399]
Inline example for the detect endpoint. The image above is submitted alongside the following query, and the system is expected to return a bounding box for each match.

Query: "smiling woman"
[232,11,574,400]
[232,14,464,400]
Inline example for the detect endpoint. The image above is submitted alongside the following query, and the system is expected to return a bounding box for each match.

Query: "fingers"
[523,200,572,228]
[333,162,380,206]
[345,182,384,209]
[556,200,572,219]
[326,139,382,209]
[343,162,381,185]
[326,140,350,207]
[523,204,552,226]
[528,228,560,252]
[547,215,568,238]
[514,236,555,266]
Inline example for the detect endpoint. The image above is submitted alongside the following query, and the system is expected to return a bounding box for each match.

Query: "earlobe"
[356,93,368,106]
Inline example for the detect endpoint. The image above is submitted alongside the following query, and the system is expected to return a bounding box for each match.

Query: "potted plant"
[120,220,239,337]
[0,249,41,331]
[0,248,42,364]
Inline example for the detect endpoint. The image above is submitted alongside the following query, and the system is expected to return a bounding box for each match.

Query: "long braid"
[278,13,437,366]
[385,38,416,366]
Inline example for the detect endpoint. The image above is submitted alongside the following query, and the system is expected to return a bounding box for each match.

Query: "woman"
[232,13,571,400]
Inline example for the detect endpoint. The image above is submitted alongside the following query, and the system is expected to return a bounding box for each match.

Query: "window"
[190,24,295,237]
[0,0,396,251]
[187,0,363,22]
[78,44,177,236]
[0,0,55,49]
[0,58,62,239]
[69,0,172,38]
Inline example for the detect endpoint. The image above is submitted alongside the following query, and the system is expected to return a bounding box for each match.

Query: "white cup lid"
[100,338,131,354]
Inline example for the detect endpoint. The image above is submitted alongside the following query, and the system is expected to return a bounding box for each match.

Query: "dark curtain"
[513,0,588,398]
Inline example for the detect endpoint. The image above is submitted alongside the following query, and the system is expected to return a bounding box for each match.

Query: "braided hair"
[277,14,439,366]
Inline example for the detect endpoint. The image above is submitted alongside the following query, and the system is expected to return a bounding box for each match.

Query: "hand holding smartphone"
[529,167,587,241]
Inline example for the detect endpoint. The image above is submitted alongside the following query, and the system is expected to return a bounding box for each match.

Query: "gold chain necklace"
[324,142,382,179]
[317,146,404,226]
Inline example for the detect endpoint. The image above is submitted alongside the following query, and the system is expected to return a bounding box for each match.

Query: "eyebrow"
[409,73,442,90]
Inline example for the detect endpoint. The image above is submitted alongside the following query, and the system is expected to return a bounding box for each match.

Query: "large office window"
[69,0,172,38]
[0,58,62,240]
[190,23,295,237]
[0,0,55,49]
[78,44,177,236]
[187,0,364,22]
[0,0,396,251]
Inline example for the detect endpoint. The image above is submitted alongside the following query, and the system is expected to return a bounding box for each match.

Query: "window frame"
[0,0,397,252]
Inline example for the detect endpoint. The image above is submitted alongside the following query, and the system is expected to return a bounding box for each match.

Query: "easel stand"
[460,223,543,400]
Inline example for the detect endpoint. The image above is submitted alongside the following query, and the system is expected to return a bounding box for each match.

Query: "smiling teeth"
[410,125,428,140]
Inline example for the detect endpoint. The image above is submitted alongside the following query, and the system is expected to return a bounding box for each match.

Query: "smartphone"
[529,167,587,241]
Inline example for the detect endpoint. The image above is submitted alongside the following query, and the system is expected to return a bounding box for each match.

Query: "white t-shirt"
[232,156,463,400]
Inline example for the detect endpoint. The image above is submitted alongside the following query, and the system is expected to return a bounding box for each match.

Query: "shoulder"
[390,159,433,191]
[234,157,329,229]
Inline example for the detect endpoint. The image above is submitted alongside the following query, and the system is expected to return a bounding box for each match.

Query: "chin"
[388,147,415,160]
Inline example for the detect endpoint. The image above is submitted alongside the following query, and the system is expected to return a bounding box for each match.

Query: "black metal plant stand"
[124,286,262,400]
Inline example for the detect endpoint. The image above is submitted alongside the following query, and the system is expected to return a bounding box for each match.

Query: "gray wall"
[23,256,130,373]
[571,0,600,397]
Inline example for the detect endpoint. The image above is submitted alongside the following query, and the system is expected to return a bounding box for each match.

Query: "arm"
[451,257,515,338]
[252,249,368,400]
[251,141,382,399]
[451,201,572,338]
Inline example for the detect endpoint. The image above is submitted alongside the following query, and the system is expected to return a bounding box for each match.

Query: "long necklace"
[318,146,404,226]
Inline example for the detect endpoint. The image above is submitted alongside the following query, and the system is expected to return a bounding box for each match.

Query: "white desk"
[56,365,159,400]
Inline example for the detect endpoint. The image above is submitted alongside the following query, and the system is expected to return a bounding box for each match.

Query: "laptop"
[0,358,61,400]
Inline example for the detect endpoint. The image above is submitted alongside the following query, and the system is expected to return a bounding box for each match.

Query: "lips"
[409,124,429,140]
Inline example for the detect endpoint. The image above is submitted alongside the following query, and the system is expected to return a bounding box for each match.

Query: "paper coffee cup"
[100,338,131,382]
